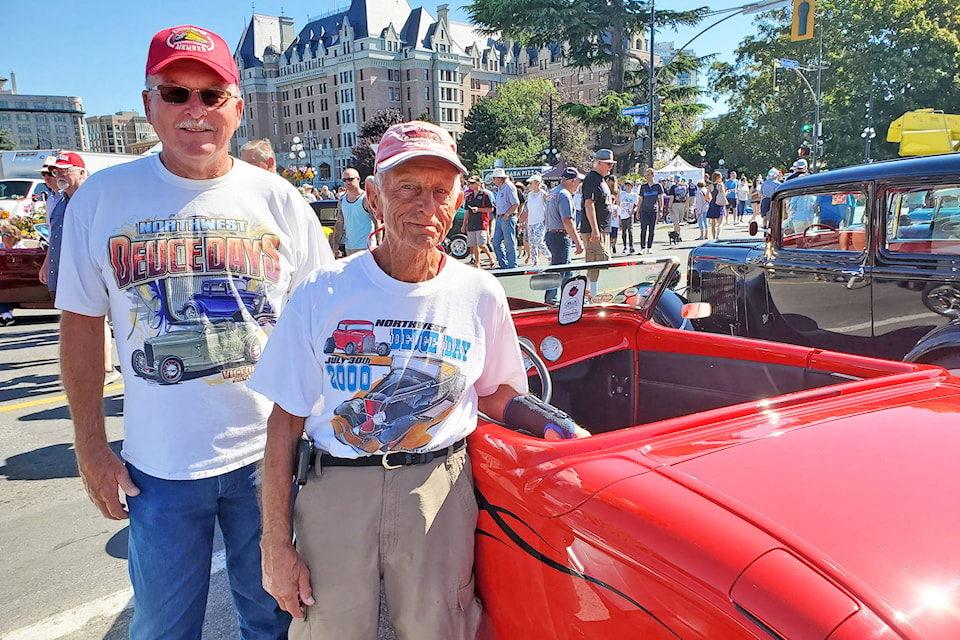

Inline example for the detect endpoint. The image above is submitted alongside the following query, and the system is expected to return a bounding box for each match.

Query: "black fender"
[903,319,960,363]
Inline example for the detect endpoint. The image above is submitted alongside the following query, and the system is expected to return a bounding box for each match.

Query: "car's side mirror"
[748,220,759,236]
[681,301,712,320]
[529,273,564,291]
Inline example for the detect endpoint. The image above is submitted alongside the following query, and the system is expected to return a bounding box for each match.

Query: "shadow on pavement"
[19,392,124,422]
[0,325,60,353]
[0,438,122,481]
[105,526,129,560]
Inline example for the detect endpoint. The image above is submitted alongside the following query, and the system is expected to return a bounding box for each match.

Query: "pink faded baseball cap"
[146,25,240,86]
[374,121,468,175]
[52,152,85,169]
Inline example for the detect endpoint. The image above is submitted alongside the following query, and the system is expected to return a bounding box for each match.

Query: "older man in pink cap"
[56,24,332,639]
[252,120,588,639]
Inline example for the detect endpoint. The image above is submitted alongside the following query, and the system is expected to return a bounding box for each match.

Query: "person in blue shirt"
[724,170,739,224]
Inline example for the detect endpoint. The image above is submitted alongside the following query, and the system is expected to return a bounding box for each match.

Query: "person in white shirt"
[56,25,333,638]
[618,179,639,253]
[518,174,550,265]
[252,120,589,639]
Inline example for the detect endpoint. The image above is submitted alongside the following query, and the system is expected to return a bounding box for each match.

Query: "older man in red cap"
[251,120,588,639]
[55,25,332,639]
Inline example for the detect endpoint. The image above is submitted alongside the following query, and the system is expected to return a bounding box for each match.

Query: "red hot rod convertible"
[472,256,960,640]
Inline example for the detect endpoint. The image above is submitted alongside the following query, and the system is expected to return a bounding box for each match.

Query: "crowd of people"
[425,156,809,267]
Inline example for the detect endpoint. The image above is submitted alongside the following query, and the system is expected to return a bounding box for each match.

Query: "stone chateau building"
[233,0,669,181]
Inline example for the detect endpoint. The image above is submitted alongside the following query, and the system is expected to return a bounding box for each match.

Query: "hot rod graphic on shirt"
[331,356,466,454]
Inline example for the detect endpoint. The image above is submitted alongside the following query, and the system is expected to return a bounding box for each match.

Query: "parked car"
[472,256,960,638]
[309,198,339,252]
[686,154,960,368]
[179,277,274,323]
[131,318,263,384]
[0,179,52,219]
[0,245,50,309]
[442,206,469,260]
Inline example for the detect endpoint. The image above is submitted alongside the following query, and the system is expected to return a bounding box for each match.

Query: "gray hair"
[239,139,276,166]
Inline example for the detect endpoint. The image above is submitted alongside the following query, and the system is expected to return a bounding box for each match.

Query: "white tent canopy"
[653,155,704,183]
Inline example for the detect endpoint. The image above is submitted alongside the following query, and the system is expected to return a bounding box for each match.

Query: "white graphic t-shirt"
[248,252,528,458]
[619,192,638,219]
[56,155,332,479]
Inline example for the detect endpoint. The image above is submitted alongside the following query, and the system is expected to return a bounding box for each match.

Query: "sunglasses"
[41,171,53,177]
[2,233,13,238]
[343,177,358,182]
[148,84,236,108]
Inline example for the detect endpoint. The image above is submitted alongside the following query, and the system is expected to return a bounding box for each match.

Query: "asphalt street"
[0,218,755,639]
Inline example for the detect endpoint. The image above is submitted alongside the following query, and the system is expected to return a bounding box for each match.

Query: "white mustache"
[176,120,215,131]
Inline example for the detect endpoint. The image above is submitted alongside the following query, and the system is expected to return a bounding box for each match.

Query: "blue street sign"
[632,115,650,126]
[779,58,799,69]
[621,105,650,116]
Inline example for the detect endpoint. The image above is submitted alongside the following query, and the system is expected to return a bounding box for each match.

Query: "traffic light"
[791,0,815,42]
[773,63,784,91]
[653,96,665,122]
[798,143,811,157]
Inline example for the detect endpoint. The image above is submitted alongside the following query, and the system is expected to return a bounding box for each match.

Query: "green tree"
[467,0,706,159]
[466,0,705,94]
[350,109,403,177]
[708,0,960,172]
[0,128,15,151]
[460,78,588,170]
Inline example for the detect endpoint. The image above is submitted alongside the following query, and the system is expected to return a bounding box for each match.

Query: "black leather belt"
[319,438,466,470]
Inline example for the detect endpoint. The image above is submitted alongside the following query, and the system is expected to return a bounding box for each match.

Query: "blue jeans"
[126,463,290,640]
[544,231,572,304]
[492,215,517,268]
[638,210,657,249]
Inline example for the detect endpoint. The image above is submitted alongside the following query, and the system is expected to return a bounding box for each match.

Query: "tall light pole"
[542,95,558,166]
[289,136,306,184]
[861,82,876,163]
[648,0,656,171]
[810,10,824,172]
[646,0,790,170]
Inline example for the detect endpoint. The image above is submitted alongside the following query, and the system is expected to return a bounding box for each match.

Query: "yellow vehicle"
[887,109,960,156]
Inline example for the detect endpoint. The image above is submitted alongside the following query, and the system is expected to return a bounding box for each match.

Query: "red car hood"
[643,383,960,638]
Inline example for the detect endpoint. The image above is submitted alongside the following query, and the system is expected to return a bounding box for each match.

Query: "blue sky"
[3,0,763,119]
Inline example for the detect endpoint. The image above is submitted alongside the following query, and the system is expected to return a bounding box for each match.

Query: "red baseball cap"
[146,25,240,86]
[374,121,467,175]
[52,152,85,169]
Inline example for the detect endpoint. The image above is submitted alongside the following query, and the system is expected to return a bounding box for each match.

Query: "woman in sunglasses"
[0,223,26,325]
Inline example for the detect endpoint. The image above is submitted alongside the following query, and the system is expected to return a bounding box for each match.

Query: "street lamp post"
[646,0,789,171]
[288,136,306,184]
[542,95,558,166]
[648,0,656,172]
[861,80,876,163]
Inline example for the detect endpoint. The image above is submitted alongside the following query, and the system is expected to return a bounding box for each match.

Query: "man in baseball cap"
[146,25,239,85]
[51,151,85,170]
[57,23,332,639]
[543,166,585,303]
[254,119,587,637]
[785,158,809,181]
[372,119,467,175]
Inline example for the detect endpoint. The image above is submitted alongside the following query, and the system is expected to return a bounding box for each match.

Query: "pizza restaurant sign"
[481,166,548,184]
